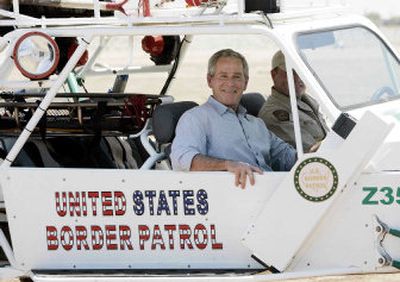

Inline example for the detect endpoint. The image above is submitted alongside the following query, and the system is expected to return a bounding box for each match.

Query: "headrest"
[152,101,198,144]
[240,92,266,116]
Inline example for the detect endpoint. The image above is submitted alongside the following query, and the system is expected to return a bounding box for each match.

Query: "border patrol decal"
[294,157,338,202]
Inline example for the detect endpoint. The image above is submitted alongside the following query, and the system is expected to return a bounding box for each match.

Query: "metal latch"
[373,215,400,269]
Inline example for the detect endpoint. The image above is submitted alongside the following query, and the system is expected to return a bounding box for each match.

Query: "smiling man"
[171,49,296,189]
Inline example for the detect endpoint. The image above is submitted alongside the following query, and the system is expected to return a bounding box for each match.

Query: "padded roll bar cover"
[152,101,198,144]
[240,92,266,116]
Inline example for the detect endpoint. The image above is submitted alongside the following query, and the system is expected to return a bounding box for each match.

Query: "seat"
[240,92,266,116]
[152,101,198,145]
[140,101,198,169]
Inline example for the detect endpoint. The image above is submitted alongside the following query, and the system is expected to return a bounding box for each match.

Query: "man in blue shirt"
[171,49,296,189]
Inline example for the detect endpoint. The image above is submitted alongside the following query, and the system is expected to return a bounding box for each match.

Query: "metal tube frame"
[1,35,92,168]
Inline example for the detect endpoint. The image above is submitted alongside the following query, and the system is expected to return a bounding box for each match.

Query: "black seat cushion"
[152,101,198,144]
[240,92,266,116]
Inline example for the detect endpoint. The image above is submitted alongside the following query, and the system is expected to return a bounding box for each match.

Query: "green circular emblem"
[294,157,339,202]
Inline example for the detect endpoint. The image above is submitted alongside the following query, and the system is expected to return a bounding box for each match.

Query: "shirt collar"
[207,96,248,116]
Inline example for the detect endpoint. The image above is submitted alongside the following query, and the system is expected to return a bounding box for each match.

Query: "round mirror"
[13,31,60,80]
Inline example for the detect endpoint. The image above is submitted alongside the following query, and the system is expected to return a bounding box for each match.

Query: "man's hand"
[309,140,322,153]
[225,161,263,189]
[191,155,263,189]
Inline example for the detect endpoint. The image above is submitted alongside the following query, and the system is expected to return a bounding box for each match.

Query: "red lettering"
[45,224,217,252]
[194,224,208,250]
[179,224,193,249]
[114,191,126,216]
[60,226,74,251]
[138,225,150,250]
[119,225,133,250]
[55,192,67,217]
[151,225,165,250]
[164,225,176,250]
[102,192,113,216]
[105,225,117,250]
[81,191,87,216]
[68,192,81,217]
[91,225,104,250]
[88,192,99,216]
[46,226,58,250]
[75,226,89,250]
[210,224,223,250]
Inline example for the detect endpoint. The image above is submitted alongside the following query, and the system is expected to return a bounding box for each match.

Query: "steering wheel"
[371,86,397,101]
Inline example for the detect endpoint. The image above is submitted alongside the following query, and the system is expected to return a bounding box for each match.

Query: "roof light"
[13,31,60,80]
[245,0,280,13]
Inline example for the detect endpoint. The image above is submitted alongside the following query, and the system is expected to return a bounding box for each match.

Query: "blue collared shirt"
[171,96,297,171]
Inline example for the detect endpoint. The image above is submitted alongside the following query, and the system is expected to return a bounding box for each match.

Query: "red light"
[13,31,60,80]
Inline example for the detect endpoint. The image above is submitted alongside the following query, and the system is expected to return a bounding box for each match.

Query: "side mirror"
[332,113,357,139]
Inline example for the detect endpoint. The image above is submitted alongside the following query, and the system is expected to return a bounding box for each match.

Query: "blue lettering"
[132,190,144,215]
[157,191,171,215]
[183,190,195,215]
[145,190,157,215]
[168,190,180,215]
[196,189,208,215]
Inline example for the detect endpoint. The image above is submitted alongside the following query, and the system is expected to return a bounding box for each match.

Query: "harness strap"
[104,136,125,169]
[118,138,138,169]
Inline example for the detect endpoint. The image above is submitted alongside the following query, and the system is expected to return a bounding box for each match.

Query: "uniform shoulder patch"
[273,110,290,121]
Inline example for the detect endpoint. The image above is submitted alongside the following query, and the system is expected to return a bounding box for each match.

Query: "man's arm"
[171,108,262,189]
[171,110,206,171]
[190,154,227,171]
[268,130,297,171]
[191,154,262,189]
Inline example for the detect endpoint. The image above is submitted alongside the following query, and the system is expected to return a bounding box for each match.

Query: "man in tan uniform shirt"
[258,51,329,151]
